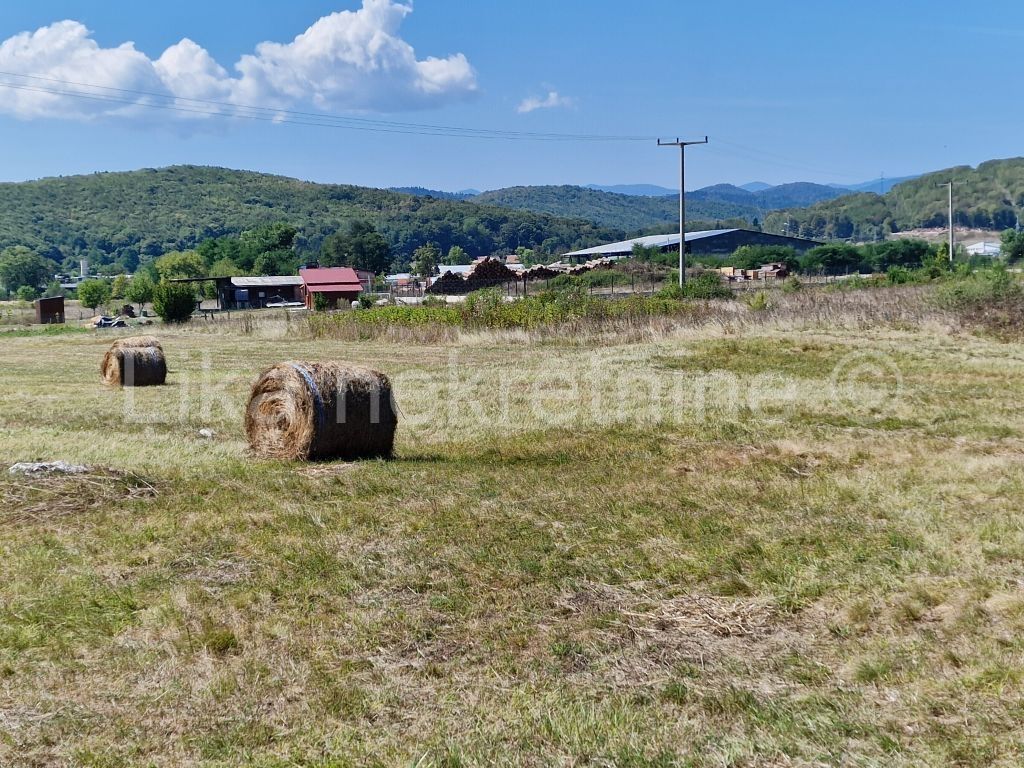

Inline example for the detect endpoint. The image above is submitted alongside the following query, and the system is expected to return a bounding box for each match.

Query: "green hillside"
[472,185,753,232]
[0,167,623,274]
[763,158,1024,240]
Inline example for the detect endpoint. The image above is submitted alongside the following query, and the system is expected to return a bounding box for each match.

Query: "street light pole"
[659,137,708,287]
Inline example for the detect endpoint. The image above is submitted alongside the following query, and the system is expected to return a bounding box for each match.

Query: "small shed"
[34,295,65,325]
[224,276,304,309]
[300,267,364,309]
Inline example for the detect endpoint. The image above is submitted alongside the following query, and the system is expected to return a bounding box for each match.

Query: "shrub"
[656,272,732,301]
[934,266,1021,309]
[745,290,770,311]
[313,292,329,312]
[577,269,620,288]
[152,281,197,323]
[358,293,374,309]
[16,285,39,302]
[781,276,802,293]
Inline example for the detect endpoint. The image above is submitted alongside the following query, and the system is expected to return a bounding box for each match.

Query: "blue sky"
[0,1,1020,191]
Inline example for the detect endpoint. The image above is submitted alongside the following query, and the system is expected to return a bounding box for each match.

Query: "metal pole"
[948,182,954,264]
[659,137,708,288]
[940,181,955,263]
[679,145,686,288]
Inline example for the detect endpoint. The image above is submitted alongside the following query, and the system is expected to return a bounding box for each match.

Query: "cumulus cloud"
[0,0,478,123]
[516,90,575,114]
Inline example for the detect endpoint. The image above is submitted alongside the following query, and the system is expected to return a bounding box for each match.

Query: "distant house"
[386,272,413,285]
[300,266,364,309]
[966,242,1002,258]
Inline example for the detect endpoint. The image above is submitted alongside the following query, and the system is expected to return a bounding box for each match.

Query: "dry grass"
[1,297,1023,766]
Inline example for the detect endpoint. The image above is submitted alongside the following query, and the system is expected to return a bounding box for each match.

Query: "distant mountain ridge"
[468,181,850,231]
[584,183,677,197]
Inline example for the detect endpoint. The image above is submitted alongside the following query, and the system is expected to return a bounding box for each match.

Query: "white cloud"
[0,0,478,123]
[516,90,575,114]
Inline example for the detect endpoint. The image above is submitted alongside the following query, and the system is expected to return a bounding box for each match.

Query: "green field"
[2,299,1024,766]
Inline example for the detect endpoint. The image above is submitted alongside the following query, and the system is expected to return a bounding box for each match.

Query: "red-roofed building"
[300,266,365,309]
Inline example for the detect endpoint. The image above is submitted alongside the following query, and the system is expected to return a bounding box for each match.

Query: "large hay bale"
[111,335,162,350]
[101,338,167,387]
[246,362,398,461]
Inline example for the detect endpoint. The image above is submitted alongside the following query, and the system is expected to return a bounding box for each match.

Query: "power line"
[0,71,656,142]
[708,136,862,181]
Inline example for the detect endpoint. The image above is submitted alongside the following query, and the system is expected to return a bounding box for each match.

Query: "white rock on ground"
[8,461,91,476]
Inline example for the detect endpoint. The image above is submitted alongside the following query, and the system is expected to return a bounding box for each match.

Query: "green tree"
[77,279,112,310]
[152,282,196,323]
[321,221,391,273]
[801,244,865,275]
[412,242,441,278]
[16,285,39,302]
[45,280,63,298]
[125,274,155,310]
[444,245,470,265]
[110,274,129,299]
[1000,229,1024,263]
[253,250,295,276]
[0,246,49,295]
[631,242,669,265]
[238,223,297,272]
[155,251,206,281]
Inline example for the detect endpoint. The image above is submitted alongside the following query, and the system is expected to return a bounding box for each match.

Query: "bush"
[152,281,197,323]
[358,293,374,309]
[16,285,39,302]
[934,266,1021,309]
[577,269,620,288]
[313,292,329,312]
[744,290,770,311]
[656,272,732,301]
[886,266,915,285]
[781,276,802,293]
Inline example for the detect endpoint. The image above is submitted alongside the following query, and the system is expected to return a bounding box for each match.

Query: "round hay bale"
[111,335,163,351]
[246,362,398,461]
[101,344,167,387]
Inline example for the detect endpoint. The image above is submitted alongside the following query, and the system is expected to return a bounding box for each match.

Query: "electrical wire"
[0,70,657,142]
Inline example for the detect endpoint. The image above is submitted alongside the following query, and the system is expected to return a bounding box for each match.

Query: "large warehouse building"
[563,228,821,263]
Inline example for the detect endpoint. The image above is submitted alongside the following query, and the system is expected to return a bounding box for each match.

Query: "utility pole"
[939,181,955,263]
[659,136,708,287]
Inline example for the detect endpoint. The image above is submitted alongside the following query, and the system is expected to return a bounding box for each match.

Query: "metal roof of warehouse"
[563,229,739,258]
[230,276,304,287]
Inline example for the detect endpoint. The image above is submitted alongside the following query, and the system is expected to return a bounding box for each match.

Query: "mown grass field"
[2,301,1024,766]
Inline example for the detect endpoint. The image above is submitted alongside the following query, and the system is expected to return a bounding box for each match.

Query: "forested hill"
[472,182,847,231]
[762,158,1024,241]
[0,166,622,274]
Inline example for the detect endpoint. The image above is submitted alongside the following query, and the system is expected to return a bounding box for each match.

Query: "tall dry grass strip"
[245,362,398,461]
[101,336,167,387]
